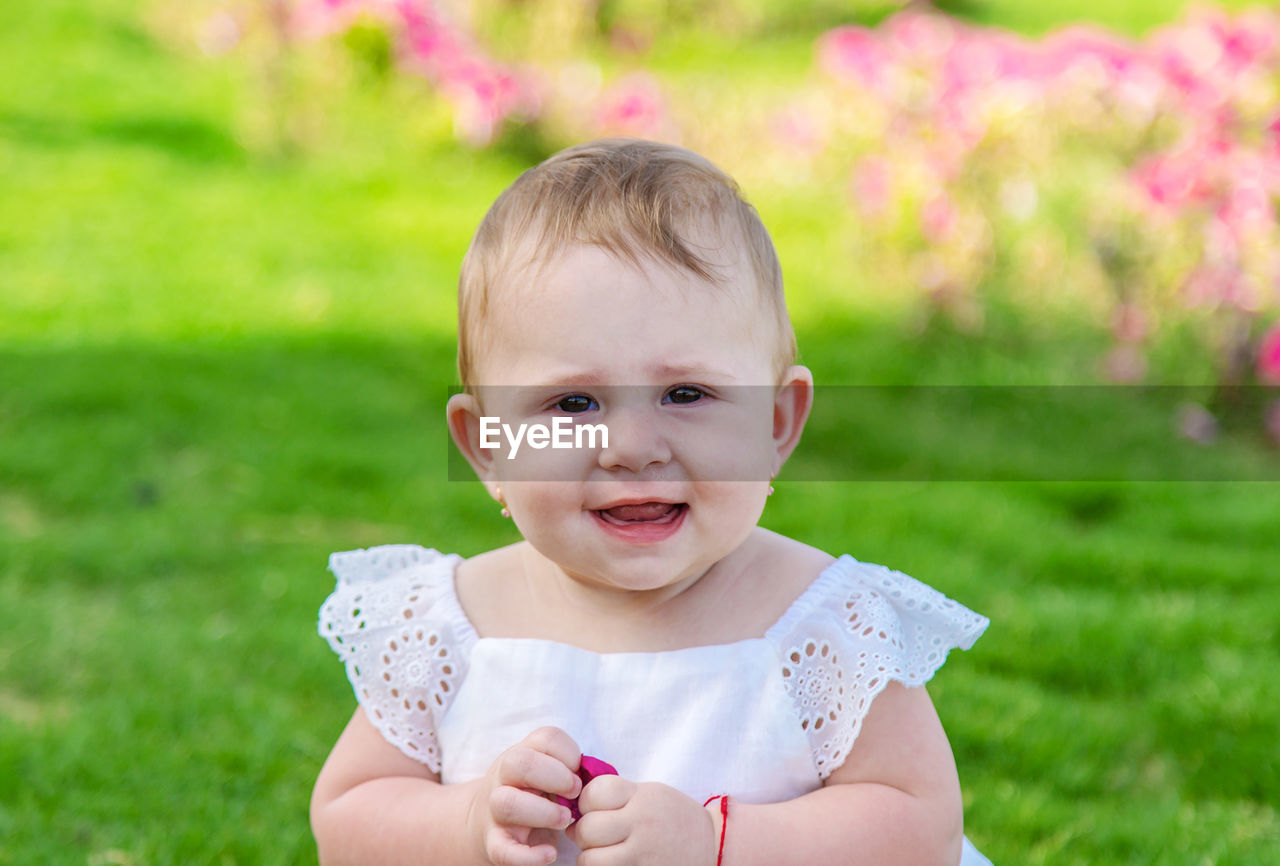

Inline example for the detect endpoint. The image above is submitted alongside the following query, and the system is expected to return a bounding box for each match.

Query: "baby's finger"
[521,726,582,772]
[577,775,636,814]
[499,746,582,798]
[490,784,574,830]
[484,826,558,866]
[567,808,629,850]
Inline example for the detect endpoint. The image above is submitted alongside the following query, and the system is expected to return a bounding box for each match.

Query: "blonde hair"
[457,138,796,385]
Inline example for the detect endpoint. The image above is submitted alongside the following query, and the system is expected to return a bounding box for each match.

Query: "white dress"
[319,544,993,865]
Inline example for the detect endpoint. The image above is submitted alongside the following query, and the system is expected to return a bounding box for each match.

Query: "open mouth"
[591,502,688,541]
[595,502,686,525]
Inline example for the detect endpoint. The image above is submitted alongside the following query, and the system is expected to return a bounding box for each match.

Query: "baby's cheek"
[676,418,774,483]
[500,444,597,483]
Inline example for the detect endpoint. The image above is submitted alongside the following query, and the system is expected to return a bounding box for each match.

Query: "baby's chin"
[552,546,711,594]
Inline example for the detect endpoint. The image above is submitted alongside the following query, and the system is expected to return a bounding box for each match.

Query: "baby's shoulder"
[753,528,837,573]
[318,543,474,772]
[320,543,471,644]
[748,528,837,596]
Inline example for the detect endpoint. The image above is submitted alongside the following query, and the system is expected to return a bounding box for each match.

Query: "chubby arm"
[311,709,581,866]
[719,682,963,866]
[311,708,480,866]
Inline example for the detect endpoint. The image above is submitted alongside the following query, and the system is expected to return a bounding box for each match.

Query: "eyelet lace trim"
[318,545,468,772]
[778,558,988,779]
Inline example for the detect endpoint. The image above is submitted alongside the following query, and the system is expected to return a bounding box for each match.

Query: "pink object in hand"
[555,755,618,822]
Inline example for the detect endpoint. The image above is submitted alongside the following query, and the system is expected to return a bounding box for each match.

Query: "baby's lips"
[554,754,618,823]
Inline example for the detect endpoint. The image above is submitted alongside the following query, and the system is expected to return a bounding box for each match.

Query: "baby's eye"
[663,385,706,405]
[555,394,598,414]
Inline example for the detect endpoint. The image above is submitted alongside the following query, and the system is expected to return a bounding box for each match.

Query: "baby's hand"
[468,726,582,866]
[567,776,718,866]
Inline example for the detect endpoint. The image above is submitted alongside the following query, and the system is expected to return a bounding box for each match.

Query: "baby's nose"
[596,404,672,474]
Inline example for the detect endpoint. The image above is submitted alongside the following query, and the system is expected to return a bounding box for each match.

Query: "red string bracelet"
[701,795,729,866]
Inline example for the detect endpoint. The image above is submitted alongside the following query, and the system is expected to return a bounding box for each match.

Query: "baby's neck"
[517,544,749,649]
[455,530,832,653]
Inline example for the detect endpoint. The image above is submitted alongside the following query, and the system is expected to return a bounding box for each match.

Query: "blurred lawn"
[1,1,1278,865]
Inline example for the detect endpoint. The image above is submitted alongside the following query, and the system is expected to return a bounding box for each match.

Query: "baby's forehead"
[498,239,765,320]
[466,242,780,375]
[510,212,759,291]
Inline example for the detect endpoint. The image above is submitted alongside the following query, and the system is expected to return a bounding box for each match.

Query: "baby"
[311,139,991,866]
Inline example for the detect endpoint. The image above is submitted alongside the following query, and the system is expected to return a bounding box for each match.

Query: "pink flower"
[1111,303,1148,343]
[883,10,958,61]
[852,156,892,217]
[943,92,990,149]
[1042,25,1141,83]
[941,29,1034,91]
[594,72,669,139]
[771,104,827,160]
[1102,345,1147,383]
[920,191,957,243]
[1182,264,1238,308]
[1148,17,1240,114]
[1130,147,1215,210]
[1201,7,1277,74]
[817,26,891,92]
[1258,323,1280,384]
[1267,115,1280,160]
[393,0,538,145]
[1216,183,1274,239]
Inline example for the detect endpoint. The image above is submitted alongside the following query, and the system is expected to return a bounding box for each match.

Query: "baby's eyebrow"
[531,372,610,388]
[650,363,729,381]
[533,365,734,388]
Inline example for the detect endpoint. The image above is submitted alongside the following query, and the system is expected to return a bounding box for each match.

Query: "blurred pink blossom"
[943,29,1037,90]
[1267,115,1280,159]
[1182,263,1237,308]
[1041,25,1142,84]
[292,0,395,39]
[852,157,892,217]
[1103,344,1148,382]
[771,105,827,160]
[594,73,669,140]
[1130,146,1216,210]
[934,91,987,150]
[288,0,538,145]
[883,10,958,61]
[1111,302,1148,343]
[1216,183,1274,238]
[1258,323,1280,384]
[921,191,957,243]
[817,26,891,92]
[1199,6,1277,74]
[396,0,538,144]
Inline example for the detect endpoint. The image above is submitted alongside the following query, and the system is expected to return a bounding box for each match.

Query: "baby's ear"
[447,391,498,481]
[771,365,814,473]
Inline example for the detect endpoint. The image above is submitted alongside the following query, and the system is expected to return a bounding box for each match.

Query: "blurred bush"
[180,0,1280,443]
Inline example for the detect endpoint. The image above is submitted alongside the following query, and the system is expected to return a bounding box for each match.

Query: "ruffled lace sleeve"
[318,544,474,772]
[768,555,989,780]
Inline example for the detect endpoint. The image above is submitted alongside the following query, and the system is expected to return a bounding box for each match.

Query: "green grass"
[2,1,1279,864]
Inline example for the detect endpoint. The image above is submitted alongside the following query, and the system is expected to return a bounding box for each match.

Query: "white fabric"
[319,544,992,865]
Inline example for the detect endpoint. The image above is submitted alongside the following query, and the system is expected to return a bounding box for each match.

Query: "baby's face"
[450,242,810,595]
